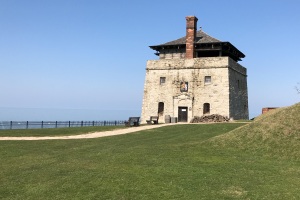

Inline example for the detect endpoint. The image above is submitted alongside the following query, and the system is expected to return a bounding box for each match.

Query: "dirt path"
[0,123,179,141]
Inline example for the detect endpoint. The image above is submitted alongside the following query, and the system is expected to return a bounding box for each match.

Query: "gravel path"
[0,123,179,141]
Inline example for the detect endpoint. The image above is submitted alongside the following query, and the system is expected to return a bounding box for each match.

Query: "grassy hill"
[209,102,300,160]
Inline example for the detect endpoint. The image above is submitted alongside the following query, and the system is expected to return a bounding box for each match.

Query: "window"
[205,76,211,84]
[180,82,188,92]
[160,77,166,85]
[203,103,210,115]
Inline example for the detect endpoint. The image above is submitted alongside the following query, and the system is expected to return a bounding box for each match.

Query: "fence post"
[69,121,71,128]
[115,120,117,126]
[41,121,43,129]
[10,121,12,129]
[104,121,106,126]
[81,121,83,127]
[92,121,94,126]
[26,121,29,129]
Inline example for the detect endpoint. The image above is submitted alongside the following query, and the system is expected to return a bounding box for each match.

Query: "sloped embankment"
[208,102,300,160]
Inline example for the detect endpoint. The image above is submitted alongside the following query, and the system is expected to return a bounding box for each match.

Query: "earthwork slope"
[209,102,300,160]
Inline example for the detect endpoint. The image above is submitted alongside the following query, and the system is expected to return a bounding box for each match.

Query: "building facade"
[141,16,249,123]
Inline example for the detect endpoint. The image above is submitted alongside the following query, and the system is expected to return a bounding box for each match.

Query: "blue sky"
[0,0,299,120]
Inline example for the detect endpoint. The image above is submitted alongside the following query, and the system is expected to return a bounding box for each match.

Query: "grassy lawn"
[1,123,299,199]
[0,126,127,137]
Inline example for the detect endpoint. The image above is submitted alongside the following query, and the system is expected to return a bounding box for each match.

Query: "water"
[0,120,126,130]
[0,107,141,130]
[0,107,141,121]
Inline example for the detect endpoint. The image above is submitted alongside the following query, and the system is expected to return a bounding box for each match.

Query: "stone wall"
[228,59,249,119]
[141,57,248,123]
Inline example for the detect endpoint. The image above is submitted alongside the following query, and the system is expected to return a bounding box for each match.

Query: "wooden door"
[178,107,188,122]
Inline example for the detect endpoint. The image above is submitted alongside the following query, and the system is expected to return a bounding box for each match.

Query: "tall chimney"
[185,16,198,59]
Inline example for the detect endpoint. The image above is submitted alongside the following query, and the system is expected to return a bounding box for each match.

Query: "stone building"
[141,16,248,123]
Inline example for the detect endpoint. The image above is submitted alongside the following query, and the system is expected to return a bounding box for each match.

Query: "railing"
[0,120,126,130]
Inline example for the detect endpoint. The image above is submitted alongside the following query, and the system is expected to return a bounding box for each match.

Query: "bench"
[146,116,159,125]
[125,117,140,127]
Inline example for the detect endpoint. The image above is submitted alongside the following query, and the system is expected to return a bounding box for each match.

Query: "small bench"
[146,116,159,125]
[125,117,140,127]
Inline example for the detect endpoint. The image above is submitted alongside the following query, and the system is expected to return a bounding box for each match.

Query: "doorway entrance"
[178,107,188,122]
[203,103,210,115]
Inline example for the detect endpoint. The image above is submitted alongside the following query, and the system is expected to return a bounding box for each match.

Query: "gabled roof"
[160,30,221,46]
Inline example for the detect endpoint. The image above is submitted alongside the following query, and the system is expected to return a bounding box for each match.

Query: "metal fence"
[0,120,126,130]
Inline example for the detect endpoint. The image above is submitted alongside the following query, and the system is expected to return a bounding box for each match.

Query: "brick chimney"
[185,16,198,59]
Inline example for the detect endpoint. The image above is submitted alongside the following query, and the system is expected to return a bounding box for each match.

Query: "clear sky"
[0,0,299,120]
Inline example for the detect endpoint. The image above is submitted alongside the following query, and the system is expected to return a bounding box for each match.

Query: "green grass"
[210,102,300,160]
[0,126,127,137]
[233,119,253,123]
[1,121,299,199]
